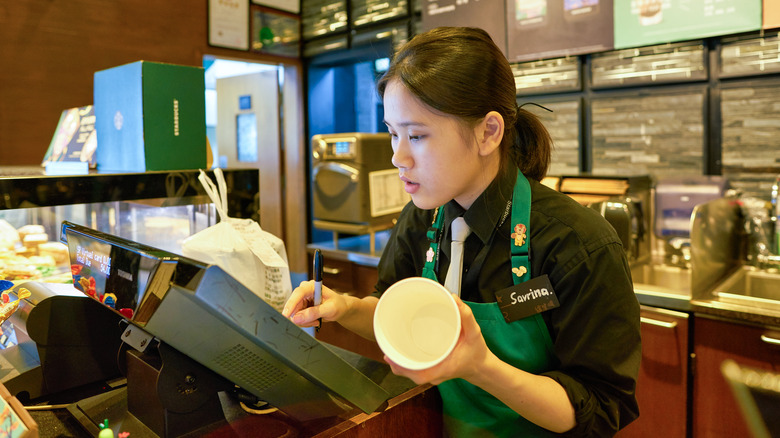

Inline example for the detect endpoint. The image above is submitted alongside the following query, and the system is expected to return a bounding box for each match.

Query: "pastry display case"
[0,168,259,405]
[0,168,260,284]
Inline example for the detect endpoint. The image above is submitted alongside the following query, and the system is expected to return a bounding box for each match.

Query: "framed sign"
[209,0,250,50]
[253,0,300,14]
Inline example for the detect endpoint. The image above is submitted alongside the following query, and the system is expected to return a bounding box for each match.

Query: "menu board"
[506,0,614,62]
[614,0,761,50]
[421,0,507,56]
[765,0,780,29]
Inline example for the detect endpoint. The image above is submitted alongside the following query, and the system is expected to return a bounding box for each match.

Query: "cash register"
[50,221,397,437]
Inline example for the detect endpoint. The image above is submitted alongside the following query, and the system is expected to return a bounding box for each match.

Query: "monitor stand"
[67,341,234,438]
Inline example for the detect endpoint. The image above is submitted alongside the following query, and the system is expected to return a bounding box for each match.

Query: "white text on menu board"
[76,245,111,276]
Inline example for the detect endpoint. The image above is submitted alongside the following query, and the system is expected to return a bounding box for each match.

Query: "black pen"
[313,249,323,331]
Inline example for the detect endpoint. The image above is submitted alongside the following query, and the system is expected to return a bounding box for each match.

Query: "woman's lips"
[400,176,419,194]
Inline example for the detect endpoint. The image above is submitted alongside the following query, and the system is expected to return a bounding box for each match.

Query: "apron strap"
[422,207,444,282]
[422,170,533,285]
[511,170,532,285]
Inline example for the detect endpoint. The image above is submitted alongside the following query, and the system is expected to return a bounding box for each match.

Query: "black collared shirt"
[374,167,641,437]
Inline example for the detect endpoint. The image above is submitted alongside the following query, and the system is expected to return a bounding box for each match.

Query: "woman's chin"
[411,195,440,211]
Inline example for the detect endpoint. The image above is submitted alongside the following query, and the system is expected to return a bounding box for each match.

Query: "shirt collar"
[443,166,517,244]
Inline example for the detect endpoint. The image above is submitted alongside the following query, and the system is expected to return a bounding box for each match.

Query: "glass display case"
[0,168,260,284]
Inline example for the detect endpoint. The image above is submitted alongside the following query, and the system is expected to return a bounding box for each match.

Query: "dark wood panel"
[0,1,299,166]
[321,257,355,293]
[243,383,442,437]
[693,316,780,438]
[617,308,690,438]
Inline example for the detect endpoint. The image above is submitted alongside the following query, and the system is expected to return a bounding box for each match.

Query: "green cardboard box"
[94,61,207,172]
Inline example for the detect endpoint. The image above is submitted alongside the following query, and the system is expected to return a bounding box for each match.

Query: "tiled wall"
[592,91,704,177]
[590,42,706,88]
[526,100,581,176]
[510,30,780,201]
[720,33,780,77]
[722,85,780,199]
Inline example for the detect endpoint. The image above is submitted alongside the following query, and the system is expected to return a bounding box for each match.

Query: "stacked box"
[94,61,206,172]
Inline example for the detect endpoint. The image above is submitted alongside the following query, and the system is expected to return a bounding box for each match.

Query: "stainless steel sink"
[630,263,692,297]
[712,266,780,313]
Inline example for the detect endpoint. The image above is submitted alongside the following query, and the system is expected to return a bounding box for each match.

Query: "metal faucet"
[756,251,780,269]
[665,236,691,268]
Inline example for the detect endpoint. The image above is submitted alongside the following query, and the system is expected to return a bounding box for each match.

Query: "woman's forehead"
[383,80,456,126]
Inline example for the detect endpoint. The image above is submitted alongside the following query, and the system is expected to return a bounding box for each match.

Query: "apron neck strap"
[510,170,531,285]
[421,170,532,286]
[422,206,445,281]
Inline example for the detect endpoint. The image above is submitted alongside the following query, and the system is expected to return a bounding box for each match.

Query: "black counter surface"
[27,343,415,438]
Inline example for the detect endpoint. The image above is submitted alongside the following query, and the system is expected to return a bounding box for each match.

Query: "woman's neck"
[455,154,501,210]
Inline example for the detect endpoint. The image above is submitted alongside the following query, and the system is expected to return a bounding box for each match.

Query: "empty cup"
[373,277,461,370]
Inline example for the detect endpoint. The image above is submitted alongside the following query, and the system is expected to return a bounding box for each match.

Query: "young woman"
[283,27,641,437]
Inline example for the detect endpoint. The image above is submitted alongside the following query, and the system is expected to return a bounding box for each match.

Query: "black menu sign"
[422,0,507,56]
[507,0,614,62]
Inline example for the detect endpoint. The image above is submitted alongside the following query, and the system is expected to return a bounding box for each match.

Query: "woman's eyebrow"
[383,120,425,128]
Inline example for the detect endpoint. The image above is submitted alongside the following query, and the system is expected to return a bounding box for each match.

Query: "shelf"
[0,168,259,219]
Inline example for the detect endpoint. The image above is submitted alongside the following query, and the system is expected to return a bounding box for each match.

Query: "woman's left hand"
[384,295,492,385]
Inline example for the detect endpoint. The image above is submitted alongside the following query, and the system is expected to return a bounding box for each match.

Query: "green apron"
[421,170,557,437]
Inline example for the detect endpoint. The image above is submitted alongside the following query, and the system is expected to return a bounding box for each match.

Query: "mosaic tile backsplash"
[722,85,780,200]
[525,100,581,176]
[591,92,705,177]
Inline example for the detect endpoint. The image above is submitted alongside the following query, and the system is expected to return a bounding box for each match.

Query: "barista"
[284,26,641,437]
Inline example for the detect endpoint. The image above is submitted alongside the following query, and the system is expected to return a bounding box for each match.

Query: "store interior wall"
[0,1,309,274]
[2,1,208,165]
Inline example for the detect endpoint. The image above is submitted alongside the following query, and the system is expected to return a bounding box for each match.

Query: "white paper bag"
[182,169,292,312]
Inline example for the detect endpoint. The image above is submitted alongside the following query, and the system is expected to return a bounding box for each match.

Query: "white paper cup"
[373,277,461,370]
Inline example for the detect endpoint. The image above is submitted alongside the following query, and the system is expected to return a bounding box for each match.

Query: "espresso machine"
[559,175,652,262]
[311,133,408,253]
[312,132,404,225]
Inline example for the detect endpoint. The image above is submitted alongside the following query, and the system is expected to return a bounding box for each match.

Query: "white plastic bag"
[182,169,292,313]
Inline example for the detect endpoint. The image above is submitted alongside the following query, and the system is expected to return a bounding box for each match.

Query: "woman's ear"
[476,111,504,157]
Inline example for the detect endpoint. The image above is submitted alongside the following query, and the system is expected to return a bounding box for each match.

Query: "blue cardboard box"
[94,61,207,172]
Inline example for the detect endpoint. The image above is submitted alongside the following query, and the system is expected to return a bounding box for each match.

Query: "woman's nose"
[391,141,412,169]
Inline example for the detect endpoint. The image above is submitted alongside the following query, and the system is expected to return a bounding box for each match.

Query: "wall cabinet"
[692,316,780,437]
[618,307,691,438]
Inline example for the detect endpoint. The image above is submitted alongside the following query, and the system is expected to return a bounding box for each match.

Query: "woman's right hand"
[282,280,348,328]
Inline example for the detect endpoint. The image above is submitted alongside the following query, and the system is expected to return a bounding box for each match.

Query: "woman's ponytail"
[510,107,552,181]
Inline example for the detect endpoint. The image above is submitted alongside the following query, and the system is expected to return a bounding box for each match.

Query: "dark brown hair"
[377,27,552,181]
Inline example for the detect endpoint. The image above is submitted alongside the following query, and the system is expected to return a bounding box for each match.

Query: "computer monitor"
[60,221,390,422]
